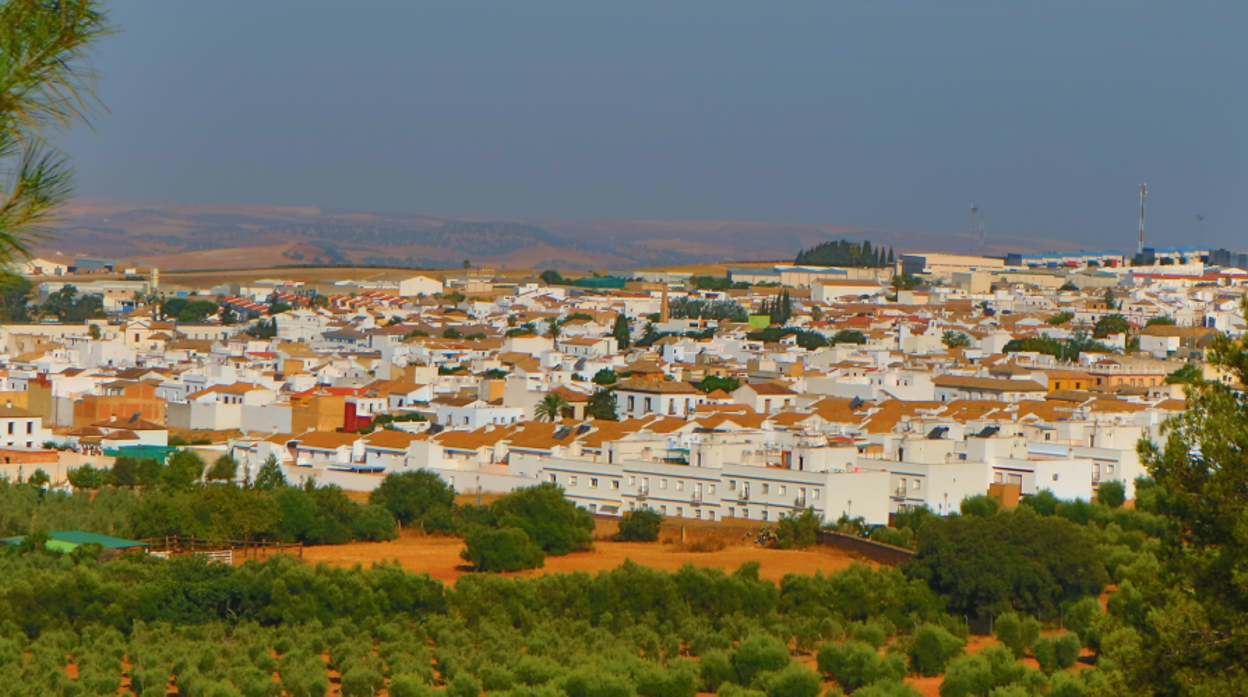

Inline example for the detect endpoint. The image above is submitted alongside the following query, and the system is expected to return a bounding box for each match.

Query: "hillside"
[43,199,1081,271]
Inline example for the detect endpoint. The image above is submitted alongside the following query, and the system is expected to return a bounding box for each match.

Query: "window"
[762,483,770,495]
[628,396,635,411]
[709,484,716,495]
[676,480,684,492]
[629,475,636,485]
[761,511,769,521]
[913,479,921,490]
[994,472,1003,484]
[547,474,557,483]
[6,423,11,435]
[660,505,667,514]
[728,507,736,518]
[708,511,716,521]
[695,510,702,520]
[569,476,577,486]
[590,478,598,489]
[611,480,620,490]
[778,485,786,496]
[644,397,653,413]
[660,479,668,490]
[1052,473,1060,481]
[1107,464,1115,474]
[812,490,820,500]
[729,480,737,491]
[676,507,683,517]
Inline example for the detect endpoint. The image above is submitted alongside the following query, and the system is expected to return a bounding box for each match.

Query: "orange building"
[73,381,166,429]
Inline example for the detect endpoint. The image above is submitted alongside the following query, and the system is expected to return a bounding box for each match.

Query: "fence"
[142,535,303,564]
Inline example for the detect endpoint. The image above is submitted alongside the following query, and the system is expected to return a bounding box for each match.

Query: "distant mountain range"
[41,199,1081,272]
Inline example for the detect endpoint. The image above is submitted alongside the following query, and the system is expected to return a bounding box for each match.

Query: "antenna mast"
[1137,183,1147,256]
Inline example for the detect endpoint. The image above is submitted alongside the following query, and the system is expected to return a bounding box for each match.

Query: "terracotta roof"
[614,378,700,394]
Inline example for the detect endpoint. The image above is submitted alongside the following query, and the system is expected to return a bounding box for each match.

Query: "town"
[4,243,1243,527]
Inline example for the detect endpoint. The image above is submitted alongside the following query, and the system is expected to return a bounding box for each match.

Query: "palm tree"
[535,393,569,422]
[546,317,563,340]
[0,1,113,265]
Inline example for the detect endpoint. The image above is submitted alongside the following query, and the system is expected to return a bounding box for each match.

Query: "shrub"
[446,672,483,697]
[635,664,697,697]
[849,621,888,649]
[615,509,663,542]
[910,624,965,676]
[460,527,545,572]
[351,504,399,541]
[732,635,790,687]
[700,651,736,692]
[388,675,433,697]
[959,495,1000,518]
[938,647,1044,697]
[758,664,821,697]
[774,508,820,549]
[816,641,906,692]
[994,613,1040,659]
[340,667,384,697]
[854,682,923,697]
[1097,481,1126,509]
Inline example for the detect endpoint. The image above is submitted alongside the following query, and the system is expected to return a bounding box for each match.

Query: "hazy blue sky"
[61,1,1247,249]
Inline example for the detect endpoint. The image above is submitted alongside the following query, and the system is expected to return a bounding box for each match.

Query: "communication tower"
[1137,184,1148,255]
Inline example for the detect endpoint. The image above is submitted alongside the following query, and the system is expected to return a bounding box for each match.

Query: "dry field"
[300,533,875,585]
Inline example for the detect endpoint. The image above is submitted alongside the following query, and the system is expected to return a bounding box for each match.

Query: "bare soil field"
[300,534,874,585]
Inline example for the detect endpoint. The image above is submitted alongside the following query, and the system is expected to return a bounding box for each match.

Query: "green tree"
[369,469,456,532]
[592,368,618,385]
[732,634,790,687]
[905,508,1108,618]
[1047,311,1074,325]
[0,0,112,264]
[1164,362,1203,385]
[586,389,618,421]
[1097,480,1125,508]
[994,612,1040,659]
[700,375,741,393]
[111,455,139,487]
[254,454,286,490]
[891,273,922,290]
[534,393,569,422]
[1093,313,1130,339]
[492,482,594,555]
[909,624,965,677]
[540,269,564,285]
[205,455,238,482]
[614,508,662,542]
[1131,298,1248,692]
[612,314,631,350]
[66,463,108,489]
[1146,316,1176,326]
[942,330,971,349]
[1104,288,1117,309]
[26,468,49,488]
[163,451,205,492]
[959,494,1000,518]
[0,271,32,321]
[460,526,545,572]
[816,641,907,692]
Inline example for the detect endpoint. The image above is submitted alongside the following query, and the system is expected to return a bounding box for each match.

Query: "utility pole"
[1197,215,1205,252]
[1137,184,1148,256]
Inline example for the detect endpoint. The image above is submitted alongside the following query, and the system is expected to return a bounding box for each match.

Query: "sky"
[59,1,1248,249]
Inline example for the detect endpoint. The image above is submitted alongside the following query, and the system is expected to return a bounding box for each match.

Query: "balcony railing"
[636,486,649,501]
[691,492,703,505]
[894,487,907,497]
[793,497,807,508]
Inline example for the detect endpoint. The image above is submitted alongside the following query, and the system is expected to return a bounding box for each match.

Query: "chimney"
[659,286,670,324]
